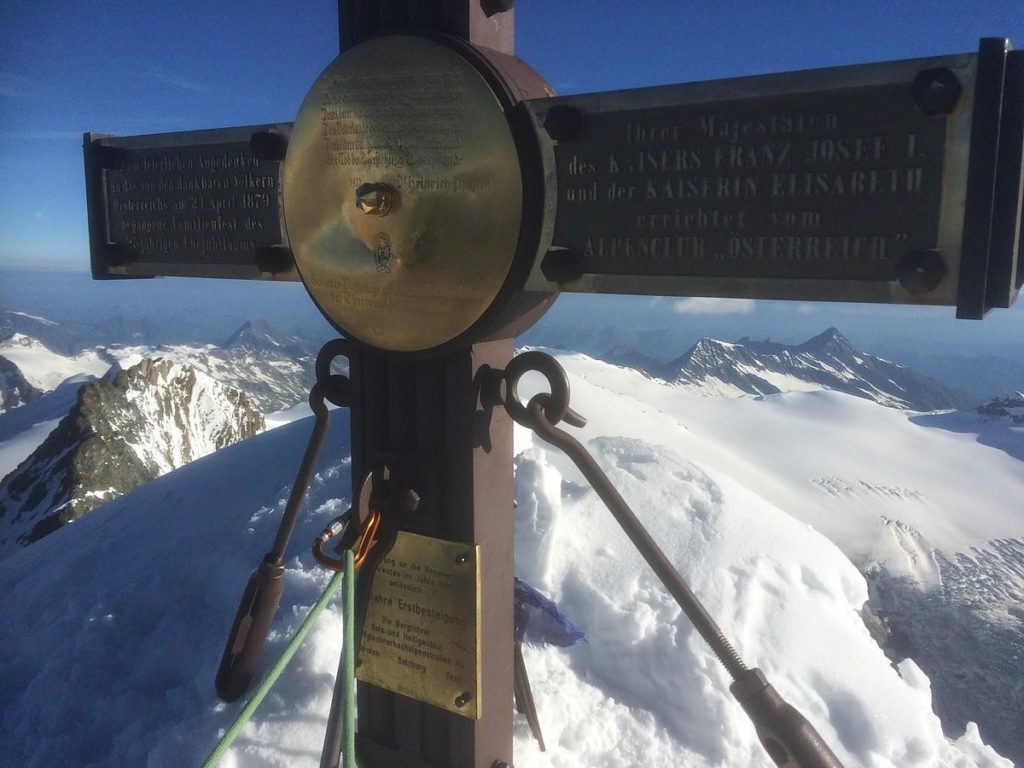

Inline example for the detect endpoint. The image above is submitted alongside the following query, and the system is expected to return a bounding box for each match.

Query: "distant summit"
[622,328,957,411]
[977,392,1024,423]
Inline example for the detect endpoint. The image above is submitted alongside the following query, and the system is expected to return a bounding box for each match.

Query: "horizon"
[4,2,1024,376]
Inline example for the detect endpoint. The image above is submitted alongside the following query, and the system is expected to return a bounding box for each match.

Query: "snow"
[0,350,1013,766]
[7,311,58,326]
[0,334,112,392]
[0,416,61,480]
[545,350,1024,577]
[0,375,93,479]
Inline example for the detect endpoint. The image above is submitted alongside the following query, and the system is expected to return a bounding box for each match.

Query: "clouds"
[672,297,757,315]
[0,72,39,100]
[146,67,210,94]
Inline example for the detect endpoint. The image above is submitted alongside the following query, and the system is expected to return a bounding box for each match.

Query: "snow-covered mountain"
[104,321,317,415]
[0,355,41,411]
[0,348,1018,766]
[977,392,1024,424]
[0,332,112,397]
[653,328,957,411]
[0,358,263,557]
[0,314,318,416]
[0,309,83,356]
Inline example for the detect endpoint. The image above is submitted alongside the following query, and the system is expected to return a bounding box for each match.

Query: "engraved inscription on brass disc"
[525,53,979,306]
[357,532,481,719]
[284,36,524,352]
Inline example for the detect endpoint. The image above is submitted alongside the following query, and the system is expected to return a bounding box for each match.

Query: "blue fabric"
[514,577,586,647]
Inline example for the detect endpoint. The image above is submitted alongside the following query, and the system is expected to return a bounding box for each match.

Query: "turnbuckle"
[215,339,352,704]
[488,350,844,768]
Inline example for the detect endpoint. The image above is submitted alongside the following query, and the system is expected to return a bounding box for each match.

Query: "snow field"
[0,334,111,392]
[511,432,1007,767]
[0,349,1015,766]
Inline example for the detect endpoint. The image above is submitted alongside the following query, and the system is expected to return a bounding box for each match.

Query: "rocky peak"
[0,358,264,556]
[976,392,1024,423]
[799,327,858,357]
[657,329,956,411]
[0,356,41,413]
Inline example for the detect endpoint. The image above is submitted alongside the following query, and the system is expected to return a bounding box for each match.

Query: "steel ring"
[504,351,571,427]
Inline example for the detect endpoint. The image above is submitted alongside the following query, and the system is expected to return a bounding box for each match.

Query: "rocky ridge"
[0,358,263,556]
[650,328,957,411]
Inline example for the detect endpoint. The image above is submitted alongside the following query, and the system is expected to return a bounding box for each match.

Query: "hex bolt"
[400,488,421,513]
[541,248,583,284]
[910,68,962,115]
[95,145,127,170]
[454,692,472,708]
[106,242,137,266]
[543,105,585,142]
[254,245,294,274]
[355,182,397,216]
[480,0,514,14]
[896,249,946,293]
[249,130,289,161]
[454,553,469,565]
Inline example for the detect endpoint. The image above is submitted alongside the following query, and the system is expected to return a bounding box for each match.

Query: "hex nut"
[540,248,583,284]
[897,249,946,293]
[543,105,585,142]
[911,69,962,115]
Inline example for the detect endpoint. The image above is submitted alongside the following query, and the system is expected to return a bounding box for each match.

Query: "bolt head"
[249,131,289,162]
[401,488,421,513]
[454,692,471,707]
[911,68,962,115]
[543,105,584,142]
[897,249,946,293]
[480,0,514,14]
[355,183,397,216]
[540,248,583,284]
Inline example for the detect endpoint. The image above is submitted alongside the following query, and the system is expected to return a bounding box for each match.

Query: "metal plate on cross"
[522,43,1024,319]
[85,36,1024,349]
[356,531,482,719]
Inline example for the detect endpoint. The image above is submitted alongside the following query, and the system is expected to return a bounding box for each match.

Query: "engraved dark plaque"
[552,86,945,282]
[84,125,296,281]
[523,50,1024,316]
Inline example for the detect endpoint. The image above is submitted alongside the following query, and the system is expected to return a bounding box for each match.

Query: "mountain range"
[0,347,1018,766]
[607,327,957,411]
[1,313,1021,762]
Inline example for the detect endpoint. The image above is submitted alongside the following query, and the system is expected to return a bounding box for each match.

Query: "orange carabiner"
[351,506,382,568]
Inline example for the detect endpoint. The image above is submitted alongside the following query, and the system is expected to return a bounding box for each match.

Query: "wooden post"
[339,3,517,765]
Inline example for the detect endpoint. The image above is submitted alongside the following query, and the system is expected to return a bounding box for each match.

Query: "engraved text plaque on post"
[357,532,482,718]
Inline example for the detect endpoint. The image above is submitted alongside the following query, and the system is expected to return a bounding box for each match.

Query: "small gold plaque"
[357,531,481,719]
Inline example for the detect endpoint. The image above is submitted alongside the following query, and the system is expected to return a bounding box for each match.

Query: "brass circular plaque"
[284,36,524,353]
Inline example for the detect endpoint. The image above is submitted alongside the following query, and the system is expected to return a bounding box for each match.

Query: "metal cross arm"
[85,37,1024,333]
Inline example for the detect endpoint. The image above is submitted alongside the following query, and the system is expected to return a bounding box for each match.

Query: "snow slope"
[0,353,1012,767]
[0,375,94,479]
[0,333,111,393]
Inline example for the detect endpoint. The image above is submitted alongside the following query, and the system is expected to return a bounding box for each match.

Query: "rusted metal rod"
[526,399,749,680]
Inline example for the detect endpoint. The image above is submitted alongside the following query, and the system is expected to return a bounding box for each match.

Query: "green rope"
[202,564,353,767]
[342,549,356,768]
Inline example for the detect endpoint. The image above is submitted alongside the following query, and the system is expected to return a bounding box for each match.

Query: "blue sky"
[3,0,1024,268]
[2,1,1024,358]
